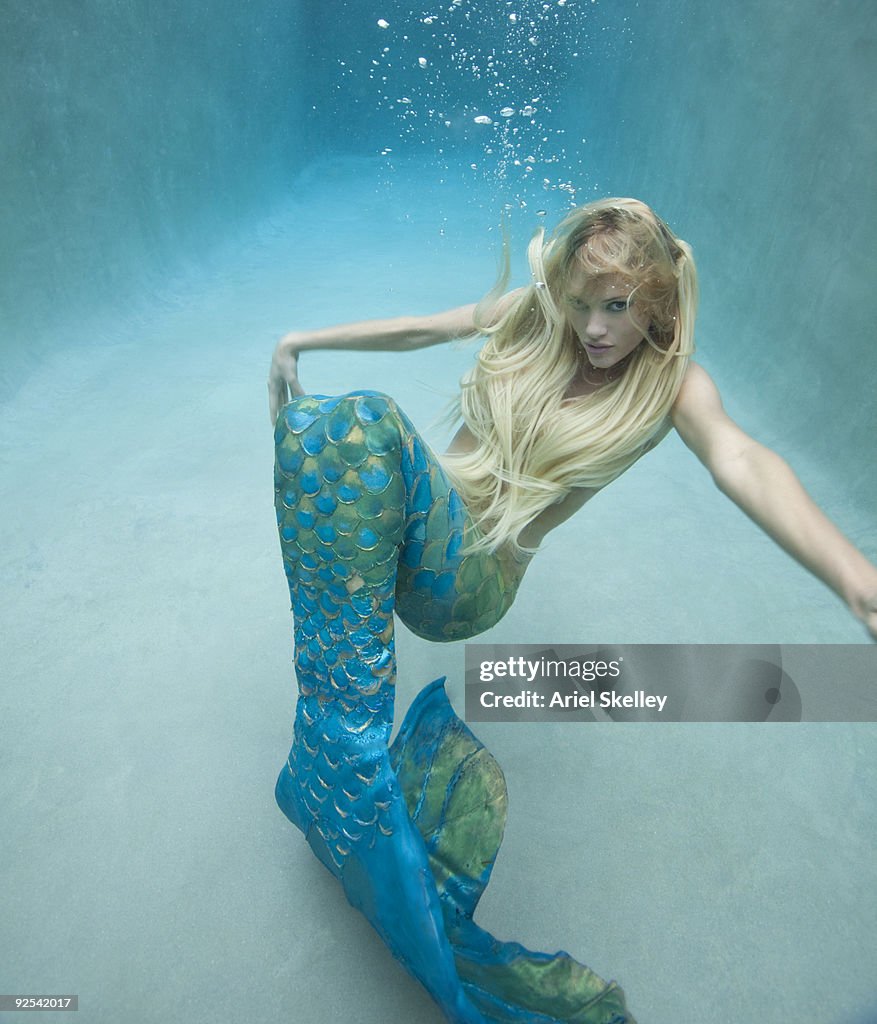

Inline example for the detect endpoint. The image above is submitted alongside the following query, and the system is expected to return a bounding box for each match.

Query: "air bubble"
[359,0,593,206]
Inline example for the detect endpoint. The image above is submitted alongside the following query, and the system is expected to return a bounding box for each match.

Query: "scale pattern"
[273,392,635,1024]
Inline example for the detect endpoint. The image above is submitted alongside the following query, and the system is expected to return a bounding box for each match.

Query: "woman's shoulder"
[672,361,723,418]
[678,359,715,390]
[670,360,738,456]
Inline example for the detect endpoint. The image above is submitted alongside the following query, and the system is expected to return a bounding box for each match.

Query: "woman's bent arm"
[672,363,877,639]
[268,304,480,422]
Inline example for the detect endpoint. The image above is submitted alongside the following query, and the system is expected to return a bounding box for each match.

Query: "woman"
[267,199,877,1024]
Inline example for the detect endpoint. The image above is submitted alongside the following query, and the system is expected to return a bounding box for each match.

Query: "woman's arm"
[268,303,488,423]
[671,363,877,639]
[268,289,526,422]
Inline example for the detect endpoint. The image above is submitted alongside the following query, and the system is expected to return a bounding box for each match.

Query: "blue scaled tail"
[273,392,634,1024]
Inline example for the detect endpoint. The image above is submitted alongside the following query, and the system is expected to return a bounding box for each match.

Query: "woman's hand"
[853,589,877,642]
[269,333,305,425]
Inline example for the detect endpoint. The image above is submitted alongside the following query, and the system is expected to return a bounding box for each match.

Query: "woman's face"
[563,267,647,369]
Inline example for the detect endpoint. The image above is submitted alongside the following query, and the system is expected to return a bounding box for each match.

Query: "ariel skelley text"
[479,689,668,712]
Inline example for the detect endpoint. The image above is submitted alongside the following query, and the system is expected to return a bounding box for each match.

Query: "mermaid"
[267,199,877,1023]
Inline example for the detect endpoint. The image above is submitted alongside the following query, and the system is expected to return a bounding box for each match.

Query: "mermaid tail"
[273,392,634,1024]
[391,680,633,1023]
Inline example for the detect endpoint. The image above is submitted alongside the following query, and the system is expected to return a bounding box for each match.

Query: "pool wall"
[3,0,875,511]
[2,0,307,392]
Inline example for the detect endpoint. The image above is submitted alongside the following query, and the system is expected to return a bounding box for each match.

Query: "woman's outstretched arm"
[671,362,877,640]
[267,303,480,423]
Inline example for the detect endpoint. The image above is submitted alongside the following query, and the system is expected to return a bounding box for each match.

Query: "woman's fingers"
[268,344,301,423]
[268,376,289,425]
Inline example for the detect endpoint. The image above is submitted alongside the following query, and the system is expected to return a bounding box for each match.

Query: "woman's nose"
[585,313,607,338]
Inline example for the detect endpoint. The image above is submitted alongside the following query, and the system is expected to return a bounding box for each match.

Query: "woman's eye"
[608,300,629,312]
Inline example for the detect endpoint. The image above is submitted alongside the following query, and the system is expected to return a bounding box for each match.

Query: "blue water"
[2,2,876,1023]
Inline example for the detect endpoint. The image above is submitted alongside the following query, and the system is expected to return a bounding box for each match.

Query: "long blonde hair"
[440,197,698,552]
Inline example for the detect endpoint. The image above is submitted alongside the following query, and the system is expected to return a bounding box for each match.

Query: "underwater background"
[2,2,876,1022]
